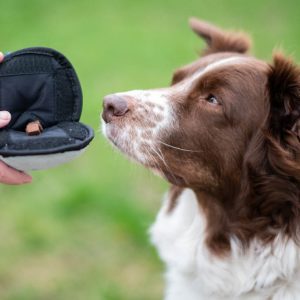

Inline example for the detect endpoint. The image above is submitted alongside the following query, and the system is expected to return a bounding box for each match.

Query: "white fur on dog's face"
[102,88,174,166]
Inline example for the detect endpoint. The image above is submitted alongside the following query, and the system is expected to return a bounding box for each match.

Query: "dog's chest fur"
[150,189,300,300]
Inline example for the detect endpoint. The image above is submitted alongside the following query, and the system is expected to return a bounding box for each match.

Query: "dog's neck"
[186,158,300,256]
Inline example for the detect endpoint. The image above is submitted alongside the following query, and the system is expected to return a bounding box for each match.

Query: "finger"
[0,52,4,63]
[0,161,32,185]
[0,111,11,128]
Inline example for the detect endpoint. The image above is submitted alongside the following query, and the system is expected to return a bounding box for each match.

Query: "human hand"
[0,52,32,185]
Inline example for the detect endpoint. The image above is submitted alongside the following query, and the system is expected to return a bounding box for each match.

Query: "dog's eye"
[206,95,219,105]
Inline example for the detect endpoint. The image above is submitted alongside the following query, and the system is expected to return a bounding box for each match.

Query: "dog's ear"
[189,18,251,56]
[268,53,300,142]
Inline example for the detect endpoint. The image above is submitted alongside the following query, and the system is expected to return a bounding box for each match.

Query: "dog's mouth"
[103,121,186,186]
[103,120,153,164]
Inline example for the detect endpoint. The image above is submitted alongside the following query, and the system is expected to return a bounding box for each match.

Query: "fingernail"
[0,111,11,120]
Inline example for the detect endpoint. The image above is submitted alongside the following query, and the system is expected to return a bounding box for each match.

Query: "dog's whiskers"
[148,144,180,182]
[143,144,159,167]
[157,140,200,152]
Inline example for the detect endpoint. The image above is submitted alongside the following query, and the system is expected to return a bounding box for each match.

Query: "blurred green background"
[0,0,300,299]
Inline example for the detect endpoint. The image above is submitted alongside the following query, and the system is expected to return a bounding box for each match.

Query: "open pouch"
[0,47,94,171]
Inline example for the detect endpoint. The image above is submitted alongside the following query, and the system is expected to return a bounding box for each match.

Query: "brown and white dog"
[102,18,300,300]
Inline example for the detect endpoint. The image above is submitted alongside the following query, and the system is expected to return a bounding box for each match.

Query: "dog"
[102,18,300,300]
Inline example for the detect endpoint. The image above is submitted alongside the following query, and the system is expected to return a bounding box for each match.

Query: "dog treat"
[26,120,43,136]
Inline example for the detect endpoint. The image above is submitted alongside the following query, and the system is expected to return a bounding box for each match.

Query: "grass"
[0,0,300,298]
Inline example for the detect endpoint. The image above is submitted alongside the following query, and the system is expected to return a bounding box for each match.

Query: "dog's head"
[102,19,300,199]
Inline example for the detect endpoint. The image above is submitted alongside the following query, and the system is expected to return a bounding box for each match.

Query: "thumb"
[0,111,11,128]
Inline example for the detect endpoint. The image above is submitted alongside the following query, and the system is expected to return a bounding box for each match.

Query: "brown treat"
[26,120,43,136]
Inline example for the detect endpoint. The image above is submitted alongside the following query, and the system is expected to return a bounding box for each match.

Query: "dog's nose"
[102,95,129,123]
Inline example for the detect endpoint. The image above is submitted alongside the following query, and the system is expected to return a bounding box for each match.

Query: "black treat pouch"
[0,47,94,171]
